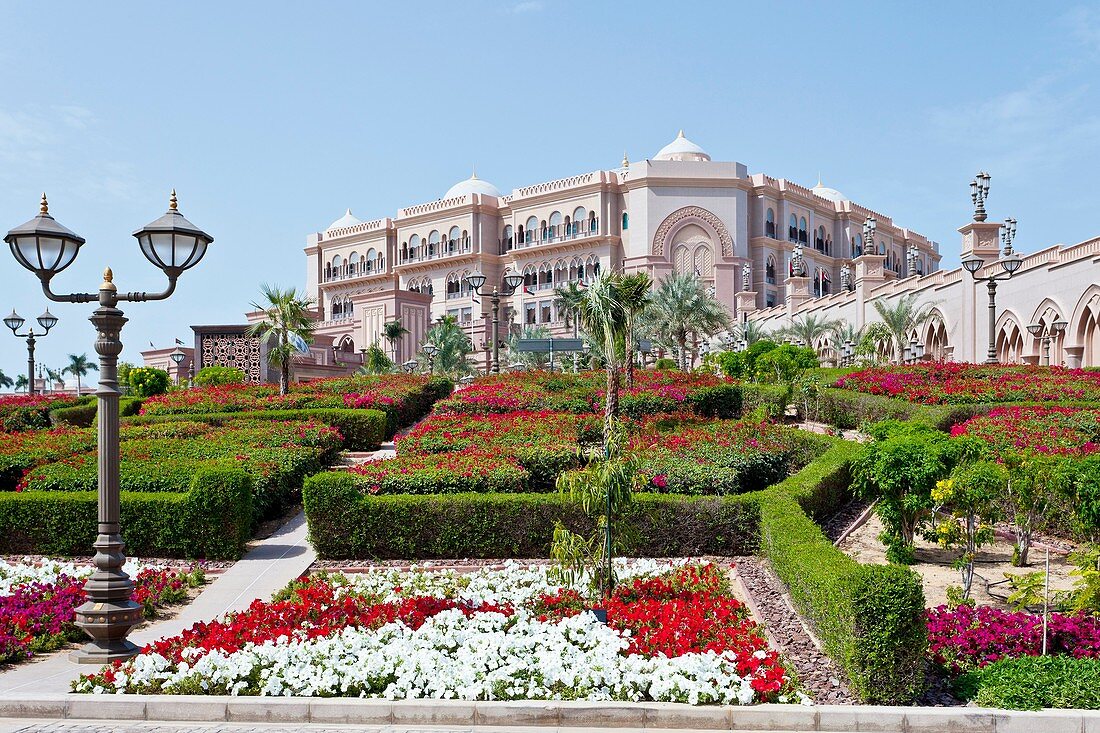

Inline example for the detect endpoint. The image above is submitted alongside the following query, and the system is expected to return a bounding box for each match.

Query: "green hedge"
[0,466,252,559]
[303,472,760,559]
[759,440,927,704]
[123,408,387,450]
[739,383,791,419]
[953,655,1100,710]
[51,397,144,428]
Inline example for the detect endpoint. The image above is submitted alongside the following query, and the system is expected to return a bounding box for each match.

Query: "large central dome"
[444,172,502,199]
[654,130,711,162]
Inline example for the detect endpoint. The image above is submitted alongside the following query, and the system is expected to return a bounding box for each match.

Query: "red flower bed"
[836,364,1100,405]
[951,406,1100,456]
[0,394,80,432]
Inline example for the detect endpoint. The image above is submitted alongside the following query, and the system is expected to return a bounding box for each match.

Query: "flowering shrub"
[835,364,1100,405]
[0,394,80,432]
[0,558,204,664]
[347,451,529,494]
[74,561,796,704]
[951,406,1100,456]
[926,604,1100,675]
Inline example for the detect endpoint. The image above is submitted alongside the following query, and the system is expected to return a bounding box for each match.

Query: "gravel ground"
[734,557,857,705]
[816,496,872,543]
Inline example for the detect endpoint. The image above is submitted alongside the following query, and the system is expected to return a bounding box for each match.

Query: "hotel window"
[540,300,552,323]
[461,307,472,324]
[621,212,629,230]
[446,308,460,320]
[788,214,797,241]
[525,217,537,243]
[852,234,863,257]
[765,208,776,238]
[503,225,513,251]
[798,217,808,243]
[766,290,777,307]
[525,303,537,325]
[549,211,562,240]
[765,256,777,285]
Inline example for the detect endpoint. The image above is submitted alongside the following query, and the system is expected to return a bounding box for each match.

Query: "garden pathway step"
[0,510,316,697]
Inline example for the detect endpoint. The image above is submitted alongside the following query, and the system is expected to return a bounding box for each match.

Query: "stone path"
[0,510,317,696]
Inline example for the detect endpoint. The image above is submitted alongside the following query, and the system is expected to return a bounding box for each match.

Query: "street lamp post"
[464,271,524,373]
[169,347,185,386]
[4,307,58,395]
[5,192,212,663]
[961,217,1023,365]
[422,342,437,373]
[187,359,195,388]
[1026,320,1068,366]
[862,216,877,256]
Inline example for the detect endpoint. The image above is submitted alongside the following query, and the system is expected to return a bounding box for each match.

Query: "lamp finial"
[101,267,117,292]
[39,193,48,215]
[169,189,178,211]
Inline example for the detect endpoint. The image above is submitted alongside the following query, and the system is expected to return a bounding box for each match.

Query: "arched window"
[766,256,777,285]
[428,230,440,257]
[789,214,798,241]
[446,273,460,299]
[621,212,629,231]
[549,211,562,240]
[816,226,826,251]
[448,226,461,253]
[765,208,776,238]
[332,255,343,278]
[554,260,566,285]
[324,262,332,281]
[347,252,358,275]
[503,224,513,251]
[589,210,597,233]
[813,267,831,297]
[572,207,586,236]
[878,241,886,255]
[525,216,537,243]
[523,264,536,289]
[409,234,421,260]
[798,217,808,243]
[364,248,376,274]
[852,234,863,257]
[569,257,582,281]
[540,219,548,241]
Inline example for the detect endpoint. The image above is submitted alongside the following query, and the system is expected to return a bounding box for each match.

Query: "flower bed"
[0,394,81,432]
[75,562,796,704]
[926,604,1100,676]
[951,406,1100,456]
[835,364,1100,405]
[0,558,204,664]
[347,452,529,495]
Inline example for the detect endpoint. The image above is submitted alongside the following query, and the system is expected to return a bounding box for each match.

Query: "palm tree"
[872,294,936,365]
[641,273,732,370]
[776,314,842,353]
[63,353,97,397]
[617,272,651,388]
[14,374,28,393]
[422,315,474,376]
[508,324,552,369]
[46,368,62,392]
[245,284,316,395]
[382,319,409,362]
[733,319,770,347]
[569,274,627,455]
[358,342,393,375]
[0,369,12,391]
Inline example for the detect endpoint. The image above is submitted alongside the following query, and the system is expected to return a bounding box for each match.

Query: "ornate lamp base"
[70,598,143,663]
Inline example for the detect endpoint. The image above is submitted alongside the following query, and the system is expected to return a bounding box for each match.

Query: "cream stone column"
[853,253,887,328]
[736,290,759,317]
[957,221,1003,363]
[786,276,811,315]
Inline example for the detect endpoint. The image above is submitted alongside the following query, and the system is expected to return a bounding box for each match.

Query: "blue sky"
[1,1,1098,385]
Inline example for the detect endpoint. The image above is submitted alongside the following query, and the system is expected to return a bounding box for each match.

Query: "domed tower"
[653,130,711,162]
[444,172,502,198]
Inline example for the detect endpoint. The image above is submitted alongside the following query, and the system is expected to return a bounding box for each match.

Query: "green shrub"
[0,466,252,559]
[194,366,247,387]
[124,408,386,450]
[302,472,760,559]
[954,655,1100,710]
[740,383,790,419]
[50,403,97,428]
[687,383,743,418]
[653,358,676,370]
[128,367,170,398]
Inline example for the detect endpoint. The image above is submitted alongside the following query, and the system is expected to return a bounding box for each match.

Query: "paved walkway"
[0,510,317,696]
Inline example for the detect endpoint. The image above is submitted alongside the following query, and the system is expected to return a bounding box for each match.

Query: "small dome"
[444,172,501,199]
[327,208,361,231]
[812,178,846,203]
[654,130,711,162]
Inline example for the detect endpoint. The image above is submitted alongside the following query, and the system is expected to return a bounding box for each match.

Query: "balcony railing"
[399,237,473,265]
[323,264,386,283]
[502,219,600,253]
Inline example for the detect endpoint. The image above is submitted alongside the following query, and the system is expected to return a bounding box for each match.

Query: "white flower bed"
[0,557,151,596]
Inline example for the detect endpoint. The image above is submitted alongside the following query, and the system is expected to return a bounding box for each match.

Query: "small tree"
[194,366,247,387]
[246,284,316,396]
[382,320,409,362]
[930,460,1005,601]
[617,272,651,388]
[1002,452,1062,566]
[753,344,819,384]
[0,369,12,390]
[63,353,98,396]
[717,339,778,379]
[872,294,936,365]
[421,315,473,376]
[14,374,28,393]
[127,366,170,398]
[358,342,393,375]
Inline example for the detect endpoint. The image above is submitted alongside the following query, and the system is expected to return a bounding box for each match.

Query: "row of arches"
[993,293,1100,366]
[512,208,599,247]
[328,295,354,321]
[325,249,385,281]
[402,227,471,262]
[521,255,601,290]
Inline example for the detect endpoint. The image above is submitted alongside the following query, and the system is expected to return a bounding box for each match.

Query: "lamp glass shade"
[1000,253,1023,275]
[464,272,487,292]
[170,347,186,365]
[1053,320,1068,332]
[961,254,985,274]
[1026,323,1044,336]
[36,309,58,332]
[5,211,85,277]
[4,310,24,332]
[132,198,213,274]
[422,344,438,355]
[502,274,525,293]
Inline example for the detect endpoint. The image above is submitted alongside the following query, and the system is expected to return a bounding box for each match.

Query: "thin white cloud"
[1062,5,1100,53]
[509,1,543,14]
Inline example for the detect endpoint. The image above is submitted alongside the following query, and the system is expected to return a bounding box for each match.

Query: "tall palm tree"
[570,274,627,455]
[641,273,732,370]
[872,294,936,365]
[421,315,474,376]
[382,319,409,362]
[245,284,316,395]
[831,321,863,348]
[777,314,842,353]
[617,272,652,388]
[508,324,552,369]
[0,369,12,391]
[554,281,587,332]
[63,353,98,397]
[733,319,770,347]
[46,368,62,392]
[14,374,28,393]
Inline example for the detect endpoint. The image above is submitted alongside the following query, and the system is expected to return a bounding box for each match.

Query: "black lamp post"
[5,191,212,663]
[422,342,438,373]
[464,271,524,373]
[1026,320,1068,366]
[169,346,186,386]
[4,307,58,395]
[961,218,1022,365]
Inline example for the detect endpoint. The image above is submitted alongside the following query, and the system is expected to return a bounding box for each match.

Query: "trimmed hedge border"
[0,466,252,560]
[759,440,927,705]
[50,397,144,428]
[122,408,387,451]
[302,472,760,559]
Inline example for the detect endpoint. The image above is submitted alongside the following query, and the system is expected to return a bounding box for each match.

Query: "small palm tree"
[382,320,409,362]
[617,272,652,388]
[63,353,98,396]
[570,275,627,455]
[245,284,316,395]
[872,294,936,365]
[14,374,28,393]
[508,325,552,370]
[776,314,842,352]
[46,368,62,391]
[733,319,770,347]
[641,273,731,370]
[358,342,393,375]
[0,369,12,391]
[831,321,863,348]
[422,315,474,376]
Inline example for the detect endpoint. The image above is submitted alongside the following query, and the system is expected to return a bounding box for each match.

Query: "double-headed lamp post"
[464,271,525,373]
[170,346,186,386]
[4,307,59,395]
[422,343,438,373]
[1026,320,1067,366]
[5,191,213,663]
[960,217,1023,365]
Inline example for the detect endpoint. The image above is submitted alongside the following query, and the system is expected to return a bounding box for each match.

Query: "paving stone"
[556,701,646,728]
[903,708,994,732]
[731,704,818,730]
[145,697,227,722]
[643,702,731,729]
[993,709,1085,733]
[225,699,309,723]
